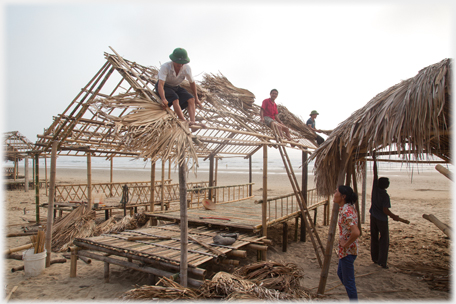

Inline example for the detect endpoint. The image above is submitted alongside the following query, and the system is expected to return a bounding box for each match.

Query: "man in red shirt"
[260,89,294,142]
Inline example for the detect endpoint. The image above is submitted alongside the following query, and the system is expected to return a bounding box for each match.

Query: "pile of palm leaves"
[200,73,256,112]
[233,261,308,297]
[91,93,198,170]
[51,205,96,252]
[121,276,200,300]
[276,104,318,142]
[93,213,147,235]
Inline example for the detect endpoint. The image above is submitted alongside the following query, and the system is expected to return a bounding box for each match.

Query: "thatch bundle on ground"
[120,276,200,300]
[50,206,148,252]
[309,58,451,196]
[233,261,305,296]
[120,262,310,300]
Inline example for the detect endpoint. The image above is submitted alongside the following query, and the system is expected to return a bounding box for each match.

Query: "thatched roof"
[34,49,318,167]
[309,58,452,196]
[3,131,35,161]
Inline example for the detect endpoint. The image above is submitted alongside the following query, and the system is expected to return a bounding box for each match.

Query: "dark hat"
[310,110,319,116]
[169,48,190,64]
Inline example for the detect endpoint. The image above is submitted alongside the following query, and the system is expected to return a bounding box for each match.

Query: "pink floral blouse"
[338,204,359,259]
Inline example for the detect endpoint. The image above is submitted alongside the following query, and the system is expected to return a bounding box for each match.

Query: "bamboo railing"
[54,180,209,206]
[184,183,254,210]
[256,188,330,227]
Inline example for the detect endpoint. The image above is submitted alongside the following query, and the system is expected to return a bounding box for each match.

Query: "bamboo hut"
[309,58,452,294]
[30,48,328,287]
[3,131,36,187]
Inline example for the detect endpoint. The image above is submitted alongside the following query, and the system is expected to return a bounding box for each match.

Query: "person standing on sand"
[369,151,400,269]
[306,110,325,146]
[260,89,296,144]
[155,48,205,131]
[334,185,360,301]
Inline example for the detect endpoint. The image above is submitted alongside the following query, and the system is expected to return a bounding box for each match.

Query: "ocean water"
[12,148,450,176]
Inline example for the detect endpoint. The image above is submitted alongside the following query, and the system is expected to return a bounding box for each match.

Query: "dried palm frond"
[200,73,256,112]
[120,276,200,300]
[199,271,296,300]
[51,205,97,252]
[277,104,318,142]
[93,214,144,236]
[234,261,306,296]
[309,58,451,196]
[91,94,198,170]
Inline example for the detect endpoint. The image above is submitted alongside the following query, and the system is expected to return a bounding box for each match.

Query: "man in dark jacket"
[369,151,400,269]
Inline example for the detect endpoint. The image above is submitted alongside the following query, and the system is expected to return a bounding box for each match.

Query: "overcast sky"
[2,1,454,144]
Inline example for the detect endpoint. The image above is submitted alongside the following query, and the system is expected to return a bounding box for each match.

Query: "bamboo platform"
[145,197,303,232]
[71,223,267,287]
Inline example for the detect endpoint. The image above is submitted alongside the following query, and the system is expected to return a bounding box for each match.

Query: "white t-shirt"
[158,61,194,87]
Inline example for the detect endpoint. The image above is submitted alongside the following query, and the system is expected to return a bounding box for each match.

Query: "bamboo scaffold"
[270,123,325,266]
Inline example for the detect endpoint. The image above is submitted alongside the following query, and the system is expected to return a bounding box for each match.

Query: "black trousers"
[370,215,389,266]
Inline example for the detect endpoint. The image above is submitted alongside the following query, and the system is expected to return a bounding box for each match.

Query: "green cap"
[310,110,319,115]
[169,48,190,64]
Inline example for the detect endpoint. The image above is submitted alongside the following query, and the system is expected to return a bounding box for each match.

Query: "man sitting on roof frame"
[260,89,296,145]
[155,48,206,131]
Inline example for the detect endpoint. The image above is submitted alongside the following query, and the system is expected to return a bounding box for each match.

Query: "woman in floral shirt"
[334,185,360,300]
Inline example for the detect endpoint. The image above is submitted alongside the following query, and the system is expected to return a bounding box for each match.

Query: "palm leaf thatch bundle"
[120,276,200,300]
[276,104,319,142]
[92,93,198,169]
[51,205,96,252]
[93,213,145,236]
[233,261,306,297]
[309,58,451,196]
[200,73,256,112]
[199,271,296,300]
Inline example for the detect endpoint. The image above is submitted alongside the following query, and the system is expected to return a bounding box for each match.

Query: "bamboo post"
[352,167,362,236]
[318,152,347,295]
[44,156,48,196]
[179,158,188,287]
[249,155,253,196]
[435,164,452,181]
[209,155,214,200]
[46,141,58,267]
[150,162,156,214]
[262,145,268,261]
[423,214,451,238]
[168,157,172,180]
[34,154,40,224]
[70,247,78,278]
[301,150,308,241]
[87,153,92,209]
[13,158,17,181]
[161,159,165,211]
[24,155,29,192]
[110,158,113,197]
[361,162,367,224]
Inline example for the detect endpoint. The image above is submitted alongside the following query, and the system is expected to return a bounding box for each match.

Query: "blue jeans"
[337,255,358,300]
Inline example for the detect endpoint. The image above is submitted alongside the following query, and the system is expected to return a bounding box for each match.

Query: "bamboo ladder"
[271,124,325,266]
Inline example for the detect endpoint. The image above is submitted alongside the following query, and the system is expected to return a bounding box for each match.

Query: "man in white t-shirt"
[155,48,205,130]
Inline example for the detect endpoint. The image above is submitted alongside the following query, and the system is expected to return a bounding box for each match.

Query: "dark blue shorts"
[155,81,194,109]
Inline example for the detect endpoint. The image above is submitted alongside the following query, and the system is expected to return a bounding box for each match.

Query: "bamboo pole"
[248,155,252,196]
[352,167,362,236]
[24,155,29,192]
[46,141,58,267]
[110,158,113,197]
[4,243,34,255]
[150,162,156,214]
[423,214,451,238]
[262,145,268,261]
[45,156,48,196]
[301,150,308,241]
[161,159,165,211]
[209,155,214,200]
[168,157,171,180]
[435,164,452,181]
[362,162,367,224]
[35,154,40,224]
[318,152,347,295]
[87,153,92,209]
[179,158,188,287]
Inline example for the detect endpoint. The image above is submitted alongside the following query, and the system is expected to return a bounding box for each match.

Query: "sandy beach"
[2,165,452,301]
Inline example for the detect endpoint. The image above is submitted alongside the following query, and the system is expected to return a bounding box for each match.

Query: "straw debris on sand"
[121,261,311,301]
